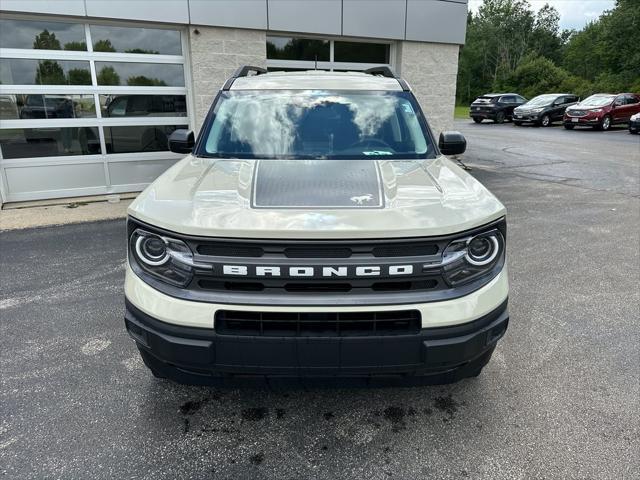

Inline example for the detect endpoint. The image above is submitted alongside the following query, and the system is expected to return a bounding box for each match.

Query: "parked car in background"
[19,95,74,119]
[470,93,527,124]
[563,93,640,130]
[629,112,639,134]
[513,94,579,127]
[102,95,187,153]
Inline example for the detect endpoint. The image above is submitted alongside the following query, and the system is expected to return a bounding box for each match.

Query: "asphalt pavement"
[1,121,639,479]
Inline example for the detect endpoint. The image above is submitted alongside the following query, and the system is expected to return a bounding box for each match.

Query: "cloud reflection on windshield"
[212,91,398,156]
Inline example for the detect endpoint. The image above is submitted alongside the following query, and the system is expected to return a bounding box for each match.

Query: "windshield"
[199,90,433,160]
[579,95,614,106]
[525,94,557,106]
[474,96,497,104]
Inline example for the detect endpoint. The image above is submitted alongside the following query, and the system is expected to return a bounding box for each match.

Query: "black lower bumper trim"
[124,299,508,385]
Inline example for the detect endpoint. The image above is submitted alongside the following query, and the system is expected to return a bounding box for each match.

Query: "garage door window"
[266,35,393,72]
[0,16,191,202]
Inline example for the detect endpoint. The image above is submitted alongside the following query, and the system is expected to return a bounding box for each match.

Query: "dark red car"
[563,93,640,130]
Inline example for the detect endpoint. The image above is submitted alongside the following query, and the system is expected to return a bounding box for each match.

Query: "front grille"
[215,310,421,336]
[187,237,446,295]
[567,110,586,117]
[198,278,440,293]
[195,239,439,259]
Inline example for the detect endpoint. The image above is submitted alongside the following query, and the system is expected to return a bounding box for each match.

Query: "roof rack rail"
[222,65,268,90]
[363,66,409,91]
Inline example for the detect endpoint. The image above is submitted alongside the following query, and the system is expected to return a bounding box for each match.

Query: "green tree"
[504,54,569,98]
[456,0,639,104]
[64,41,87,51]
[124,48,159,54]
[562,0,639,90]
[126,76,167,86]
[35,60,66,85]
[93,39,116,52]
[97,66,121,85]
[530,4,563,63]
[33,30,61,50]
[68,68,92,85]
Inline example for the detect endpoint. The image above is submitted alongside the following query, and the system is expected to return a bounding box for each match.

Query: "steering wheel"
[346,137,392,151]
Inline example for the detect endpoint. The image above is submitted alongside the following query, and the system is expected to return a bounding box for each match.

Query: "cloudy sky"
[468,0,615,30]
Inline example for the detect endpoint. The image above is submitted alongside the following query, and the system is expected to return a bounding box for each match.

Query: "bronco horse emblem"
[350,194,374,205]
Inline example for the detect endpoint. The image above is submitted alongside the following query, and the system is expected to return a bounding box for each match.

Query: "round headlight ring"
[466,234,500,266]
[135,234,169,266]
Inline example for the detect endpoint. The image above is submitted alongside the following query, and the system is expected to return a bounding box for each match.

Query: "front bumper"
[125,299,508,384]
[513,112,542,122]
[629,119,639,132]
[563,116,600,126]
[124,261,509,384]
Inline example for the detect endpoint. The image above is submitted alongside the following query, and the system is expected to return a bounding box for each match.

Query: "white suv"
[124,66,509,385]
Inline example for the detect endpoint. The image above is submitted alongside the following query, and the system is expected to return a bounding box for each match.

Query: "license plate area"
[572,118,579,123]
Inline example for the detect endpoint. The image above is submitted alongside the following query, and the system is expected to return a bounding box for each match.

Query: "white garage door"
[0,15,192,203]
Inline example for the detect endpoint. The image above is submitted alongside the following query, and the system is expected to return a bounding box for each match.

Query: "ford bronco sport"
[124,66,509,385]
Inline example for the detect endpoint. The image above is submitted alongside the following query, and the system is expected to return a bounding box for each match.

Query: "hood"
[568,101,611,110]
[128,156,506,239]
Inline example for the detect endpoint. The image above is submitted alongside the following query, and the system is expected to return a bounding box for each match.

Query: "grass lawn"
[454,105,469,119]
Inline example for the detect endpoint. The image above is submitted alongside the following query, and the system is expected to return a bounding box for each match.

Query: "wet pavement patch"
[241,407,268,421]
[249,452,265,465]
[434,394,459,418]
[383,406,406,432]
[179,399,207,415]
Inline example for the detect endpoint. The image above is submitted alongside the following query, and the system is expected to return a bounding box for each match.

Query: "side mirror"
[168,129,194,154]
[439,131,467,156]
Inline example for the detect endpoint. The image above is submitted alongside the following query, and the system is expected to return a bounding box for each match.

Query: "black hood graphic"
[251,160,384,209]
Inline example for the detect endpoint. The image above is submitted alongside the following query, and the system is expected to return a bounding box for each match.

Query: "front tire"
[494,111,505,124]
[599,115,612,131]
[540,115,551,127]
[472,117,482,124]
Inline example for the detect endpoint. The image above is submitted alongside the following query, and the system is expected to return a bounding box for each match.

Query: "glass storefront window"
[103,124,187,154]
[99,95,187,117]
[334,42,390,64]
[0,59,92,85]
[0,94,96,120]
[95,62,185,86]
[267,36,330,61]
[90,25,182,55]
[0,18,87,51]
[0,127,101,158]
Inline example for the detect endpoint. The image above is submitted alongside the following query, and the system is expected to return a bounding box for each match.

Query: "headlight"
[441,229,505,286]
[590,108,603,113]
[531,108,544,113]
[631,113,640,121]
[130,229,196,287]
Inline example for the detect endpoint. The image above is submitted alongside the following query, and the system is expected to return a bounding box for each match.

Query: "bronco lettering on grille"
[221,265,414,277]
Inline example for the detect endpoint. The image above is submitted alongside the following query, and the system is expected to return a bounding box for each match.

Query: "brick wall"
[188,26,266,131]
[397,41,460,136]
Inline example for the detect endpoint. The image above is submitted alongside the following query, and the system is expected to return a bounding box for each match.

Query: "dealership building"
[0,0,467,204]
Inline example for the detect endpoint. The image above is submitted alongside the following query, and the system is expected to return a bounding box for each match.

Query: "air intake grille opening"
[215,310,421,336]
[197,244,264,257]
